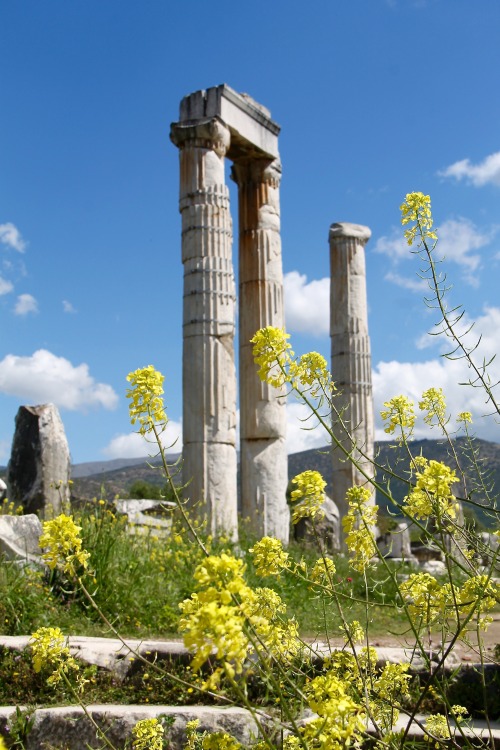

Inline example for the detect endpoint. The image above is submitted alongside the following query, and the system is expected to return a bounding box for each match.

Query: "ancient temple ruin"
[329,224,375,522]
[170,85,289,542]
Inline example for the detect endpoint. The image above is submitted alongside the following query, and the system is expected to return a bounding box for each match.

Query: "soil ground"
[324,613,500,662]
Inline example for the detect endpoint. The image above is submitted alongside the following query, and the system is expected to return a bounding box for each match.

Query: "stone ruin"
[170,85,377,547]
[7,403,71,517]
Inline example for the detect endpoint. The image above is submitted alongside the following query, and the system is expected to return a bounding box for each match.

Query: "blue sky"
[1,0,500,464]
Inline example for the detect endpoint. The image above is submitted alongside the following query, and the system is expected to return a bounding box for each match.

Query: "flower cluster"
[303,671,366,749]
[403,457,459,521]
[179,552,299,688]
[132,718,164,750]
[342,486,378,572]
[39,514,90,576]
[30,627,80,686]
[419,387,447,427]
[250,536,289,577]
[310,556,336,586]
[380,395,415,438]
[400,192,437,247]
[251,327,334,397]
[250,327,292,388]
[185,721,241,750]
[289,470,326,523]
[289,351,331,394]
[126,365,167,435]
[399,573,458,627]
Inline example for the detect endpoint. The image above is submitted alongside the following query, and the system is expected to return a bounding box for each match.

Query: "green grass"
[0,501,412,640]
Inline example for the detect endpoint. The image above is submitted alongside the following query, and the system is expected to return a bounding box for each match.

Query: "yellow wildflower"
[126,365,167,435]
[250,326,292,388]
[39,514,90,575]
[132,717,164,750]
[30,627,79,686]
[290,470,326,523]
[380,395,415,437]
[250,536,290,577]
[419,387,447,426]
[342,486,378,572]
[403,458,459,521]
[400,192,438,247]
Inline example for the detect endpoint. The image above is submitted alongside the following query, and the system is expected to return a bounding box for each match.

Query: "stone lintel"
[329,222,371,243]
[176,84,280,161]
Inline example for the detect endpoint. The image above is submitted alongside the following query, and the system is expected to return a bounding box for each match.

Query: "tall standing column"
[170,117,238,538]
[232,158,289,542]
[329,223,375,525]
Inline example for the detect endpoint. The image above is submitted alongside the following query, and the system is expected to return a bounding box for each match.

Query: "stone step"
[1,705,499,750]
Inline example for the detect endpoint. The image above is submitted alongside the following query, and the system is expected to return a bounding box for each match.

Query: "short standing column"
[232,158,289,542]
[329,223,375,526]
[170,118,238,538]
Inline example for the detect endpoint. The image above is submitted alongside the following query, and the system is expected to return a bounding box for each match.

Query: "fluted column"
[329,223,375,525]
[170,117,238,539]
[232,158,289,542]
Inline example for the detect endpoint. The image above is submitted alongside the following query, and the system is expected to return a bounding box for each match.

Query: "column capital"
[170,116,231,157]
[231,157,282,188]
[329,222,371,245]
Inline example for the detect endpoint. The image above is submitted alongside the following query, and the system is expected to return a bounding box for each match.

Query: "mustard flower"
[374,662,410,702]
[250,536,290,576]
[403,458,459,521]
[380,395,415,438]
[0,737,6,750]
[249,587,286,619]
[419,387,447,426]
[202,733,241,750]
[289,470,326,523]
[30,627,79,686]
[340,620,365,644]
[126,365,167,435]
[424,714,451,742]
[342,486,378,572]
[400,192,437,247]
[250,326,292,388]
[459,575,499,616]
[310,556,336,586]
[179,550,299,685]
[39,514,90,576]
[303,671,366,749]
[457,411,473,425]
[400,573,458,627]
[132,718,164,750]
[289,351,331,391]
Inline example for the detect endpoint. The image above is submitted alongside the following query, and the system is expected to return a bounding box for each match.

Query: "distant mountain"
[69,439,500,527]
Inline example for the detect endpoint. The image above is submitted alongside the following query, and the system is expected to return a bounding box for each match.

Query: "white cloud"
[286,401,331,454]
[373,306,500,444]
[373,230,409,262]
[14,293,38,316]
[439,151,500,187]
[103,419,183,458]
[0,350,118,411]
[284,271,329,336]
[63,300,77,314]
[384,271,427,293]
[0,276,13,296]
[375,218,494,288]
[0,223,26,252]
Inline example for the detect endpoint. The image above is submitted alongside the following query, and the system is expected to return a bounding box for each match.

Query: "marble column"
[232,158,289,542]
[170,117,238,539]
[329,223,375,524]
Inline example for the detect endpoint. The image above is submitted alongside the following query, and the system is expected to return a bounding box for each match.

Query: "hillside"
[68,438,500,527]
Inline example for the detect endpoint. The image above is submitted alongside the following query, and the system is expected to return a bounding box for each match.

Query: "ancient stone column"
[170,117,238,539]
[232,158,289,542]
[7,403,71,517]
[329,223,375,524]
